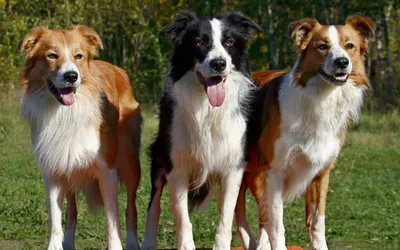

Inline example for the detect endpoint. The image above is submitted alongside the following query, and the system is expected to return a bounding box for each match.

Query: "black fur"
[148,11,260,209]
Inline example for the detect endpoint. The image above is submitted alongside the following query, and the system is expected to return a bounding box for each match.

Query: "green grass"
[0,90,399,250]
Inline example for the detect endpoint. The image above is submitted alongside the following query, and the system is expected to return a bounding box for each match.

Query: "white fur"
[21,85,124,250]
[310,214,328,250]
[265,70,365,249]
[43,173,64,250]
[166,20,252,249]
[196,19,233,77]
[54,47,81,88]
[323,26,353,76]
[21,88,102,177]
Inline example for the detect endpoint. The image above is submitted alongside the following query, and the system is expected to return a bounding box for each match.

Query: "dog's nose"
[210,59,226,72]
[335,57,349,69]
[63,71,78,83]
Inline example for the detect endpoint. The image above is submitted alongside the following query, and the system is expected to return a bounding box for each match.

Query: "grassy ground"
[0,90,399,250]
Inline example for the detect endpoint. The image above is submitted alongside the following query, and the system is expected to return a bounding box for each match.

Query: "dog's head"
[19,25,103,106]
[161,11,260,106]
[289,15,374,86]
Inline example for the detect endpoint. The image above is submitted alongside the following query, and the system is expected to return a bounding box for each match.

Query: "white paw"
[47,237,63,250]
[108,239,123,250]
[311,242,328,250]
[271,240,287,250]
[213,238,231,250]
[179,240,196,250]
[256,243,272,250]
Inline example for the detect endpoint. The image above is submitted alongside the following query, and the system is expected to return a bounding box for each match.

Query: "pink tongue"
[206,77,225,107]
[59,88,76,106]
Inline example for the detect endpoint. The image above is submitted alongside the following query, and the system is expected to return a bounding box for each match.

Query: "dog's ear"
[160,10,198,44]
[72,25,103,57]
[345,15,375,55]
[226,12,262,36]
[18,27,48,57]
[289,18,320,52]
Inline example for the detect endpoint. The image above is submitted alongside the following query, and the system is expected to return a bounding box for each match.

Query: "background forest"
[1,1,400,249]
[1,0,400,109]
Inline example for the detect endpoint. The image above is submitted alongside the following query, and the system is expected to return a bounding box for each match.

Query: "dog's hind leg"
[43,173,65,250]
[214,166,245,250]
[123,156,141,250]
[235,179,257,250]
[141,173,165,250]
[63,192,77,250]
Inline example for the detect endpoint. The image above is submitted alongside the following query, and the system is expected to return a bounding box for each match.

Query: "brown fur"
[19,25,142,246]
[237,15,374,249]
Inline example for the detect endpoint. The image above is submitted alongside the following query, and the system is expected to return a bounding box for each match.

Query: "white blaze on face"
[323,26,353,76]
[197,18,232,77]
[55,46,81,88]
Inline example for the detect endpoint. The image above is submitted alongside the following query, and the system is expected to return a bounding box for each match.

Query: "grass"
[0,90,399,250]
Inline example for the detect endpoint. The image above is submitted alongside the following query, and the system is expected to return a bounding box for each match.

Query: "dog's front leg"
[166,166,195,250]
[43,173,65,250]
[267,171,287,250]
[214,167,244,250]
[98,168,123,250]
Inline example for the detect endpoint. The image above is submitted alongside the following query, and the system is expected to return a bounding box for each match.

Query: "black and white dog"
[141,11,260,250]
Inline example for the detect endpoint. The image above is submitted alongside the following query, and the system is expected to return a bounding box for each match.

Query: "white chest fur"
[21,90,102,175]
[170,71,251,176]
[272,74,365,199]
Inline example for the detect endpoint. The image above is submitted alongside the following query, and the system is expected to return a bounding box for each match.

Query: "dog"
[235,15,375,250]
[18,25,142,250]
[141,11,261,250]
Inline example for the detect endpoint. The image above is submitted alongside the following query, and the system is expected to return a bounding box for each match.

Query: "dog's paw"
[107,239,123,250]
[62,242,75,250]
[256,244,272,250]
[179,240,196,250]
[140,246,158,250]
[47,238,63,250]
[126,242,141,250]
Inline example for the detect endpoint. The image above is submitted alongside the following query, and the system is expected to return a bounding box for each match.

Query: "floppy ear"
[345,15,375,54]
[160,10,198,44]
[226,12,262,36]
[72,25,103,56]
[288,18,320,52]
[18,27,48,56]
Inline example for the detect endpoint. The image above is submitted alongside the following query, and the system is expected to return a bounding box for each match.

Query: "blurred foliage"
[0,0,399,109]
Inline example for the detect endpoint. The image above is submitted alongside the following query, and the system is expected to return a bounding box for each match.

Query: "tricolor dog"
[19,26,142,250]
[141,11,260,250]
[235,16,374,250]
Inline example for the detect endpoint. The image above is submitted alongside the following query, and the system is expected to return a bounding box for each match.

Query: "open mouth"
[319,69,349,85]
[46,80,77,106]
[196,72,227,107]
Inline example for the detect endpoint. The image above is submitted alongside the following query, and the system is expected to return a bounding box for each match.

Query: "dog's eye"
[75,54,83,59]
[318,44,328,50]
[225,39,234,47]
[47,53,58,59]
[194,39,204,47]
[345,43,355,50]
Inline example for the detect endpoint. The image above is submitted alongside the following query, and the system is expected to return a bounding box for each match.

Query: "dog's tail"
[188,183,213,212]
[82,180,104,211]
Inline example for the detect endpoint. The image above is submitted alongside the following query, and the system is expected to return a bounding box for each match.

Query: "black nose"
[334,57,349,69]
[210,59,226,72]
[63,71,78,83]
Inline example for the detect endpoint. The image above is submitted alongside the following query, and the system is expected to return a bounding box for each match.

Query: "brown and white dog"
[235,16,374,250]
[18,26,142,250]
